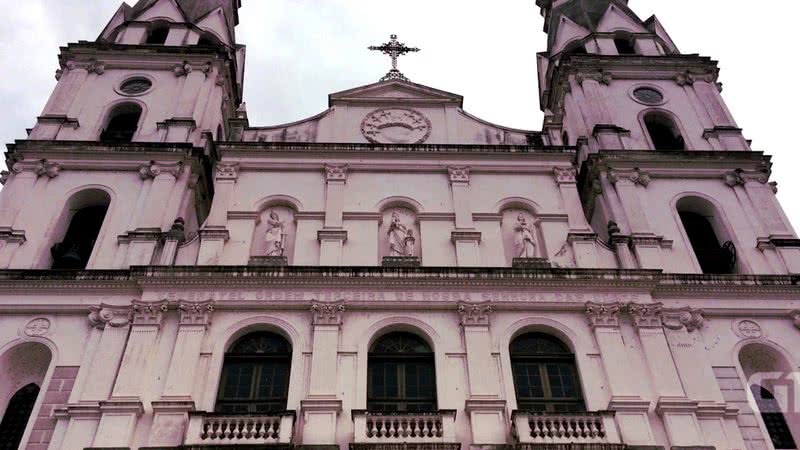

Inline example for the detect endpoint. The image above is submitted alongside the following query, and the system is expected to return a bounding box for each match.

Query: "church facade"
[1,0,799,449]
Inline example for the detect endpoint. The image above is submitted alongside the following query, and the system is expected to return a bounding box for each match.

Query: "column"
[301,302,345,446]
[448,167,481,266]
[554,167,598,267]
[318,164,348,265]
[458,302,507,445]
[150,301,214,447]
[609,169,663,269]
[628,303,707,448]
[198,162,238,265]
[585,302,655,446]
[93,301,168,448]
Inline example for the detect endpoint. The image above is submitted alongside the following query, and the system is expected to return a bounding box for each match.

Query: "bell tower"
[0,0,246,271]
[28,0,245,145]
[536,0,749,156]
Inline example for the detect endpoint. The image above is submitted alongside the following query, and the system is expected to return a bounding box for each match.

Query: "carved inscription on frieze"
[155,289,642,304]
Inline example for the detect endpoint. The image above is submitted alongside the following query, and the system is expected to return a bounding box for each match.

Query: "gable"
[552,15,591,54]
[194,6,232,45]
[596,3,647,33]
[329,80,463,107]
[135,0,187,22]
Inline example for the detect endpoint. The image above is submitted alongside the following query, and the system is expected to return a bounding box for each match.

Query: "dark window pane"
[511,333,585,412]
[0,384,40,450]
[368,333,436,412]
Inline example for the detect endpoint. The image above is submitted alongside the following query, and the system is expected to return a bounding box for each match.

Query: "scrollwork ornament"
[310,301,346,326]
[553,167,577,184]
[139,161,162,179]
[723,169,746,188]
[791,310,800,331]
[324,164,348,182]
[675,71,696,86]
[88,305,130,329]
[457,302,492,326]
[662,307,705,332]
[86,59,105,76]
[215,162,239,181]
[447,166,470,184]
[173,61,193,77]
[35,159,61,179]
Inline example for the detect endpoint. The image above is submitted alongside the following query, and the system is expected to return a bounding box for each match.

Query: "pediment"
[329,80,463,107]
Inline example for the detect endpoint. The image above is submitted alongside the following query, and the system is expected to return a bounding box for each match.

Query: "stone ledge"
[382,256,421,268]
[512,258,551,269]
[249,256,288,267]
[350,444,460,450]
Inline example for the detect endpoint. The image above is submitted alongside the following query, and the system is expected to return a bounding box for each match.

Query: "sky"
[1,0,798,230]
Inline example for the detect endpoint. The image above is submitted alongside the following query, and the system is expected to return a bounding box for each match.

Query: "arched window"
[368,332,436,412]
[0,384,40,449]
[144,21,170,45]
[677,197,736,274]
[216,332,292,413]
[750,385,797,449]
[100,104,142,143]
[614,33,637,55]
[51,190,111,270]
[644,112,685,150]
[510,333,585,413]
[740,344,799,449]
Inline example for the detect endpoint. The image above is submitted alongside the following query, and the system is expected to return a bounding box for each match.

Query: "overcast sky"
[2,0,798,230]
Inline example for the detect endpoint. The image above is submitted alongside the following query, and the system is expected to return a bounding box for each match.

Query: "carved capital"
[586,302,622,328]
[325,164,348,182]
[178,300,214,327]
[723,169,746,188]
[553,167,577,184]
[447,166,470,184]
[310,301,345,326]
[627,303,663,329]
[215,162,239,181]
[662,307,705,332]
[608,169,649,187]
[173,61,193,77]
[577,70,612,86]
[131,300,169,327]
[88,305,131,329]
[86,59,105,75]
[139,161,183,180]
[457,302,492,326]
[35,159,62,179]
[790,310,800,331]
[675,71,696,86]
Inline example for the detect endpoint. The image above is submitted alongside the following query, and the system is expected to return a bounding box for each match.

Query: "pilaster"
[448,166,482,266]
[458,302,507,445]
[554,167,598,268]
[608,169,664,269]
[301,301,345,445]
[198,162,238,265]
[150,300,214,447]
[319,164,349,265]
[585,302,655,447]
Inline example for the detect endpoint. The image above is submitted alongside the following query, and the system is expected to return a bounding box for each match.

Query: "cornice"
[0,268,796,297]
[217,142,574,158]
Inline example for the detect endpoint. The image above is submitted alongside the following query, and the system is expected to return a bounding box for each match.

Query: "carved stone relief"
[310,301,346,326]
[251,207,296,262]
[24,318,51,337]
[380,207,419,258]
[733,319,763,339]
[361,108,431,144]
[457,302,492,326]
[501,209,539,263]
[88,305,130,329]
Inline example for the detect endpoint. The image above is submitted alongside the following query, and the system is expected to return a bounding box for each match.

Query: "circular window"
[632,87,664,105]
[119,78,153,96]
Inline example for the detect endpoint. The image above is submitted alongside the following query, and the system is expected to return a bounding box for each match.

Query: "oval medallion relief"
[361,108,431,144]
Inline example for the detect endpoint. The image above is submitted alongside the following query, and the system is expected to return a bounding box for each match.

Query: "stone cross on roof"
[369,34,420,82]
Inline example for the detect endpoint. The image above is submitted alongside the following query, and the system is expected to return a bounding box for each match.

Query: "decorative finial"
[368,34,420,82]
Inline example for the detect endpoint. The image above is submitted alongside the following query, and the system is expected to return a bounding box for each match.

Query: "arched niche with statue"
[379,207,420,267]
[501,208,548,268]
[249,205,297,266]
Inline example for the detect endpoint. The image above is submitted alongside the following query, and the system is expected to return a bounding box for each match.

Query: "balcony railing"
[512,411,620,445]
[352,410,457,444]
[185,412,295,446]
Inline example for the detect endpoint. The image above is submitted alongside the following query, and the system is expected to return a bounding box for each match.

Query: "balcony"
[352,410,457,446]
[185,411,295,446]
[512,411,621,446]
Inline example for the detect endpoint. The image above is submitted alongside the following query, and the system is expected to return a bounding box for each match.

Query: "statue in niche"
[513,213,537,258]
[387,211,415,257]
[264,210,287,256]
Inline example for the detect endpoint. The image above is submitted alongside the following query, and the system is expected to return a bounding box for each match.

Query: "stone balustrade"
[352,410,457,444]
[512,411,621,445]
[185,412,295,445]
